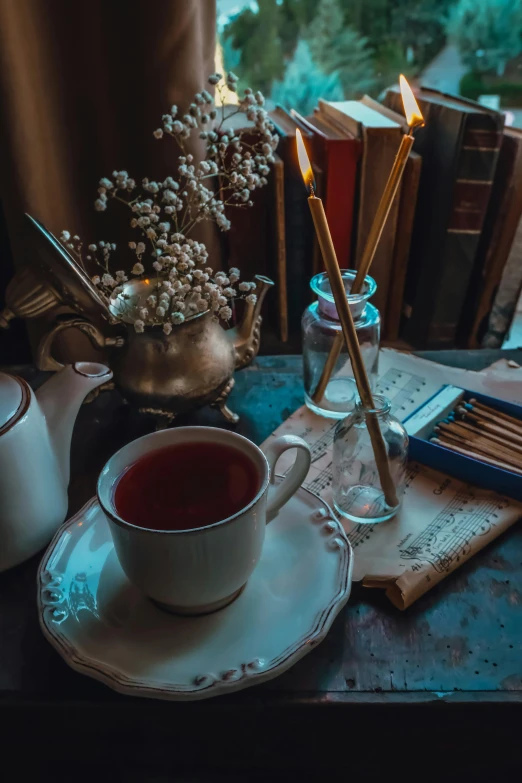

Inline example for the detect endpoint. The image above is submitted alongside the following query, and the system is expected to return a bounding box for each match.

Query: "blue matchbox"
[403,385,522,501]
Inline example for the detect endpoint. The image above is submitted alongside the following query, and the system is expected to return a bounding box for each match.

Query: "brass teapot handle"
[37,316,125,371]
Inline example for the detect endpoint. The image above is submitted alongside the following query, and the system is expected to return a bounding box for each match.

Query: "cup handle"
[263,435,311,523]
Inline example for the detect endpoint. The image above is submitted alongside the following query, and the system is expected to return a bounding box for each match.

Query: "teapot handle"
[36,316,124,371]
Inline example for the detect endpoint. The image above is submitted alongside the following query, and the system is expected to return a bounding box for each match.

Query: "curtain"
[0,0,218,360]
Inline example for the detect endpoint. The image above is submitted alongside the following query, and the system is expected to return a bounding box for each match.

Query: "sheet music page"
[264,350,522,609]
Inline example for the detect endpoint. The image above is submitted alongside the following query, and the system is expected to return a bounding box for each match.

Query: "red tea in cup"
[113,442,260,531]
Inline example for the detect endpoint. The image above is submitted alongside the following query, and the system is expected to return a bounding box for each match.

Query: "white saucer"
[37,480,353,701]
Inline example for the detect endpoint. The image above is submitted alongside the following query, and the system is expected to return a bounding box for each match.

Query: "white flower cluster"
[62,73,272,334]
[126,256,257,334]
[155,74,278,217]
[95,171,136,211]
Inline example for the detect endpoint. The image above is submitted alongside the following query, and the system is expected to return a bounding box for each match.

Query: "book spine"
[464,134,522,347]
[273,156,288,342]
[483,216,522,347]
[324,141,358,269]
[426,121,502,346]
[279,146,315,334]
[357,127,403,322]
[385,153,421,342]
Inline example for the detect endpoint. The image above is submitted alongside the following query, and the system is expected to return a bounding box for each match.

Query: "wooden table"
[2,351,522,779]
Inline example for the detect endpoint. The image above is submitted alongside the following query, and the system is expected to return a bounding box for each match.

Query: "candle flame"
[296,128,315,193]
[399,74,424,130]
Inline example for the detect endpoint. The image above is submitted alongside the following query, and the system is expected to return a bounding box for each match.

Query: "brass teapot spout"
[228,275,274,370]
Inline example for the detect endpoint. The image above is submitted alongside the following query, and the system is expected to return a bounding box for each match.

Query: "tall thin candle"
[312,75,424,404]
[297,129,398,508]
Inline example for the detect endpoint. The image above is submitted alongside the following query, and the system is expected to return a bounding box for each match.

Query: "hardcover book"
[464,127,522,347]
[382,86,504,347]
[291,107,361,272]
[318,99,403,320]
[269,106,315,335]
[482,211,522,348]
[359,96,422,341]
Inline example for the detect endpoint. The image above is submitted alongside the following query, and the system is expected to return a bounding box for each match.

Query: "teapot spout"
[36,362,112,486]
[229,275,274,370]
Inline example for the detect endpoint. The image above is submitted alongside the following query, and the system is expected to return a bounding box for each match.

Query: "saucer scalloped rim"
[37,481,353,701]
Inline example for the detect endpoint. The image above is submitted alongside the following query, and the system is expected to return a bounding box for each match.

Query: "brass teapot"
[37,275,274,424]
[2,215,274,424]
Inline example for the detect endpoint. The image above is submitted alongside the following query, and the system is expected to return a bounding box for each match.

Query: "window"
[218,0,522,126]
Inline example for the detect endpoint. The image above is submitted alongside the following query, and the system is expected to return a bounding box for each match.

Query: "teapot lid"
[23,213,113,322]
[0,374,23,430]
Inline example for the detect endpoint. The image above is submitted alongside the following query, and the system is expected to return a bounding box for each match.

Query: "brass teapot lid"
[23,214,113,322]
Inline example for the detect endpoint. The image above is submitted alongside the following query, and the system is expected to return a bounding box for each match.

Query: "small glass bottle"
[302,270,380,419]
[332,395,408,524]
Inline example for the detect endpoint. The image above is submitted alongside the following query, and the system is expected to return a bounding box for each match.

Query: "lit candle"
[296,128,398,508]
[313,75,424,404]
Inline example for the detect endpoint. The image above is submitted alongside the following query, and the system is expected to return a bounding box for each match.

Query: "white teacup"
[97,426,311,615]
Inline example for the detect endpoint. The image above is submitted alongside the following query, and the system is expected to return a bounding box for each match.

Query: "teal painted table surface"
[1,351,522,777]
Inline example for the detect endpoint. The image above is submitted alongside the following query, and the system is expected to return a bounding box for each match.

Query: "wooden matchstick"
[441,419,522,456]
[436,429,522,469]
[431,437,522,476]
[436,421,522,456]
[464,402,522,438]
[469,399,522,429]
[457,409,522,446]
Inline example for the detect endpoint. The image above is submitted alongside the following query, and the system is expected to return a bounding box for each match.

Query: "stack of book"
[225,89,522,349]
[268,97,421,342]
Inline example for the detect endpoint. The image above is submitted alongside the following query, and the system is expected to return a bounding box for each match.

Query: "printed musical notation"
[400,493,508,573]
[345,520,377,549]
[307,462,333,494]
[264,350,522,607]
[309,427,336,463]
[376,368,427,418]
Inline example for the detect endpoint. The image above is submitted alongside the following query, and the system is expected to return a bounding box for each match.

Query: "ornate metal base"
[82,376,239,427]
[139,407,177,430]
[136,378,239,430]
[210,378,239,423]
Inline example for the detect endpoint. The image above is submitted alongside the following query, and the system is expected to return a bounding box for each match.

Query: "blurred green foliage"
[448,0,522,76]
[460,71,522,106]
[308,0,376,98]
[221,0,521,108]
[271,40,344,115]
[459,71,486,101]
[223,0,285,94]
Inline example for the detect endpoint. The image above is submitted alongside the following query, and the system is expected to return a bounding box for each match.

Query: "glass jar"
[332,395,408,524]
[302,270,380,419]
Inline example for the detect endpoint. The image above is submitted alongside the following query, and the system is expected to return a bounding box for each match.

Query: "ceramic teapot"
[0,362,112,571]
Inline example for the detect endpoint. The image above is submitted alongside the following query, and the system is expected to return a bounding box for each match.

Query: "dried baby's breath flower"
[219,305,232,321]
[63,72,273,329]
